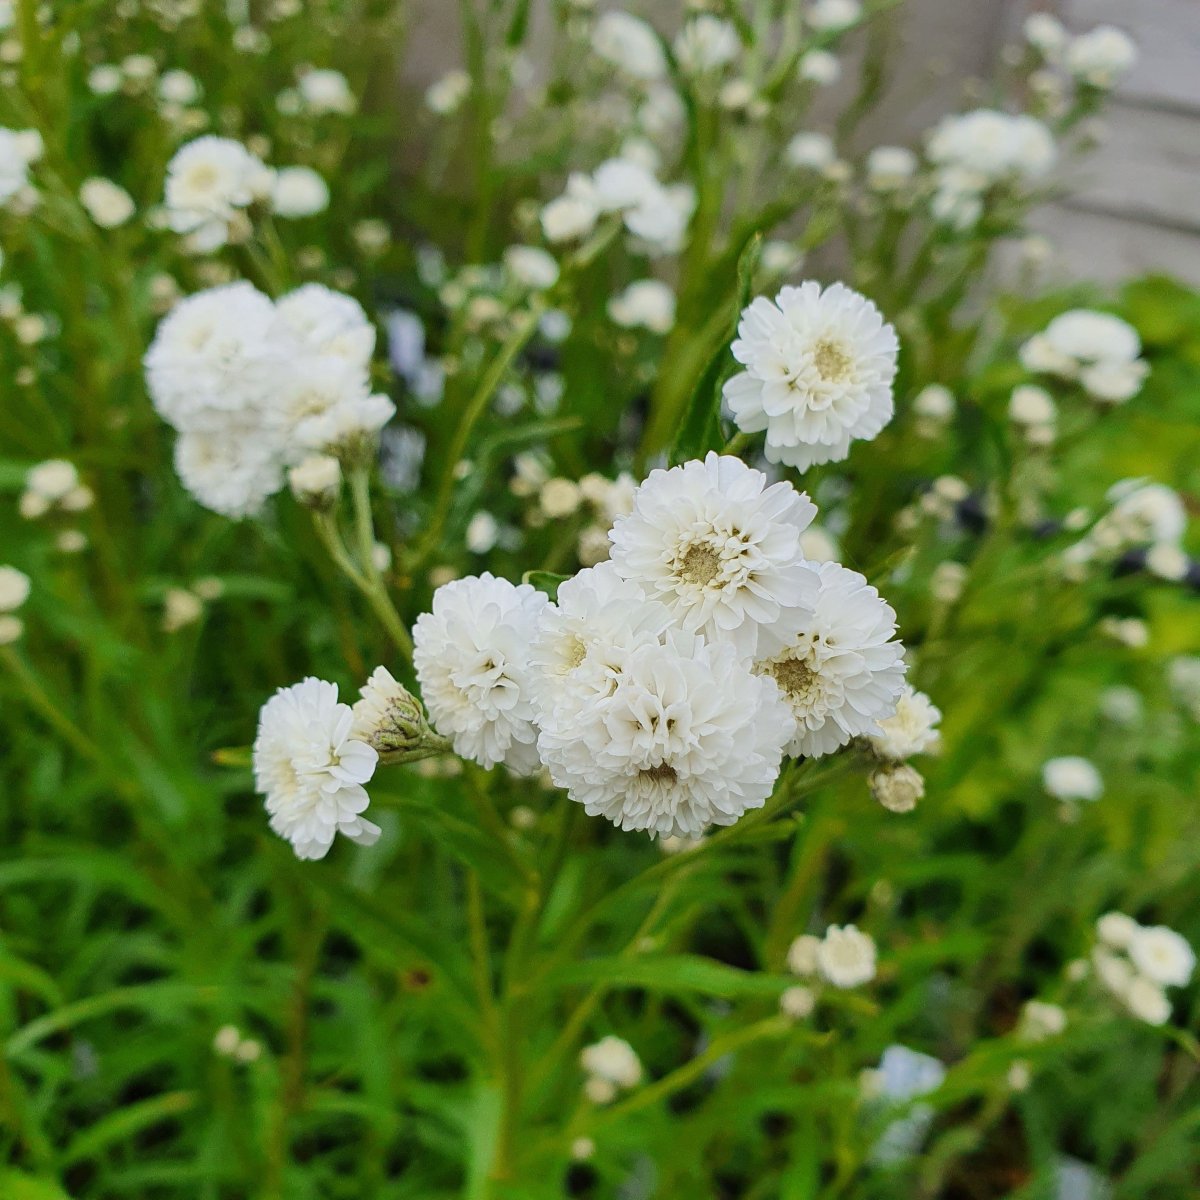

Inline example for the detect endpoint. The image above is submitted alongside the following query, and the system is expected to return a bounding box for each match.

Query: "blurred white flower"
[870,686,941,760]
[580,1035,643,1089]
[1042,756,1102,802]
[870,763,924,812]
[787,933,822,976]
[673,14,739,74]
[253,677,380,860]
[608,278,676,333]
[158,68,200,105]
[808,0,861,32]
[592,11,667,82]
[163,136,271,250]
[298,67,356,114]
[724,281,899,470]
[413,573,548,773]
[1096,911,1138,949]
[1128,925,1195,988]
[0,565,30,611]
[785,131,836,172]
[1066,26,1137,90]
[1019,999,1067,1041]
[865,145,917,192]
[0,126,42,204]
[503,244,559,290]
[79,177,136,227]
[425,68,471,115]
[1121,974,1171,1026]
[1024,13,1067,58]
[927,109,1055,185]
[271,165,329,217]
[780,985,816,1019]
[287,453,341,507]
[817,924,876,987]
[798,49,840,86]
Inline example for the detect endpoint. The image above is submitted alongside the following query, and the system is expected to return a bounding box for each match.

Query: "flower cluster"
[144,282,392,516]
[924,109,1055,229]
[162,135,330,251]
[413,454,908,839]
[1091,912,1194,1026]
[1020,309,1149,404]
[1023,15,1138,92]
[866,685,941,812]
[787,923,878,992]
[541,155,695,255]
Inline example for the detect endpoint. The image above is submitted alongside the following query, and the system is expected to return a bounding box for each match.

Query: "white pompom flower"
[723,282,899,471]
[1128,925,1195,989]
[253,677,381,860]
[754,559,906,758]
[1042,756,1102,802]
[537,630,795,839]
[817,924,877,988]
[413,573,549,774]
[869,686,942,760]
[163,136,271,250]
[609,453,819,658]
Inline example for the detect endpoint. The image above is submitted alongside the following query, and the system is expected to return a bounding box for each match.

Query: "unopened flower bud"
[870,763,925,813]
[288,454,342,510]
[352,666,448,759]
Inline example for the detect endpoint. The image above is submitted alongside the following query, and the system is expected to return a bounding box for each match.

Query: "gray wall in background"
[402,0,1200,285]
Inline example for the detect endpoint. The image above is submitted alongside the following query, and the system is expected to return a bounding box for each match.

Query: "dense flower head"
[869,686,941,760]
[754,559,906,758]
[723,282,899,470]
[537,628,795,838]
[163,136,272,250]
[817,924,877,987]
[1042,756,1102,802]
[926,109,1056,185]
[253,677,380,860]
[413,573,549,774]
[1020,309,1148,403]
[608,453,819,658]
[144,281,386,516]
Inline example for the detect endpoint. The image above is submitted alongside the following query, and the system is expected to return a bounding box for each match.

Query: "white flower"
[580,1035,643,1089]
[1146,543,1189,582]
[926,109,1056,185]
[79,177,135,227]
[271,165,329,217]
[25,459,80,502]
[299,67,356,114]
[865,145,917,191]
[753,559,906,758]
[1066,26,1137,89]
[0,565,30,611]
[1042,756,1102,802]
[503,244,559,290]
[537,629,794,838]
[780,985,816,1019]
[158,68,200,105]
[541,175,600,243]
[817,924,876,988]
[529,562,671,710]
[1021,310,1147,402]
[870,687,941,760]
[673,15,740,74]
[786,933,822,976]
[591,156,658,212]
[1009,384,1056,426]
[413,573,548,773]
[273,283,375,367]
[252,677,380,860]
[88,64,123,96]
[798,50,841,86]
[808,0,861,32]
[1096,911,1138,950]
[0,126,41,204]
[609,454,819,658]
[1079,358,1149,405]
[1024,13,1067,57]
[1128,925,1195,989]
[287,453,341,507]
[1104,480,1186,547]
[0,615,23,644]
[785,131,836,172]
[425,68,471,115]
[608,279,676,333]
[913,384,954,421]
[1122,975,1171,1026]
[163,136,271,250]
[174,429,284,518]
[591,11,666,82]
[1019,1000,1067,1041]
[723,281,899,471]
[870,763,924,812]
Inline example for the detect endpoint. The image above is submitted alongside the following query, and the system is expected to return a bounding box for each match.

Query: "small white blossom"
[785,131,836,172]
[163,136,271,251]
[808,0,861,32]
[0,565,30,611]
[271,165,329,217]
[591,11,666,82]
[79,177,135,227]
[798,50,841,86]
[673,14,739,74]
[787,933,822,976]
[425,68,471,115]
[817,924,876,988]
[1019,1000,1067,1041]
[1066,25,1137,90]
[298,67,356,115]
[503,244,559,290]
[869,686,941,760]
[608,279,676,333]
[580,1035,643,1089]
[1042,756,1102,802]
[865,145,917,192]
[1128,925,1195,989]
[252,677,380,860]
